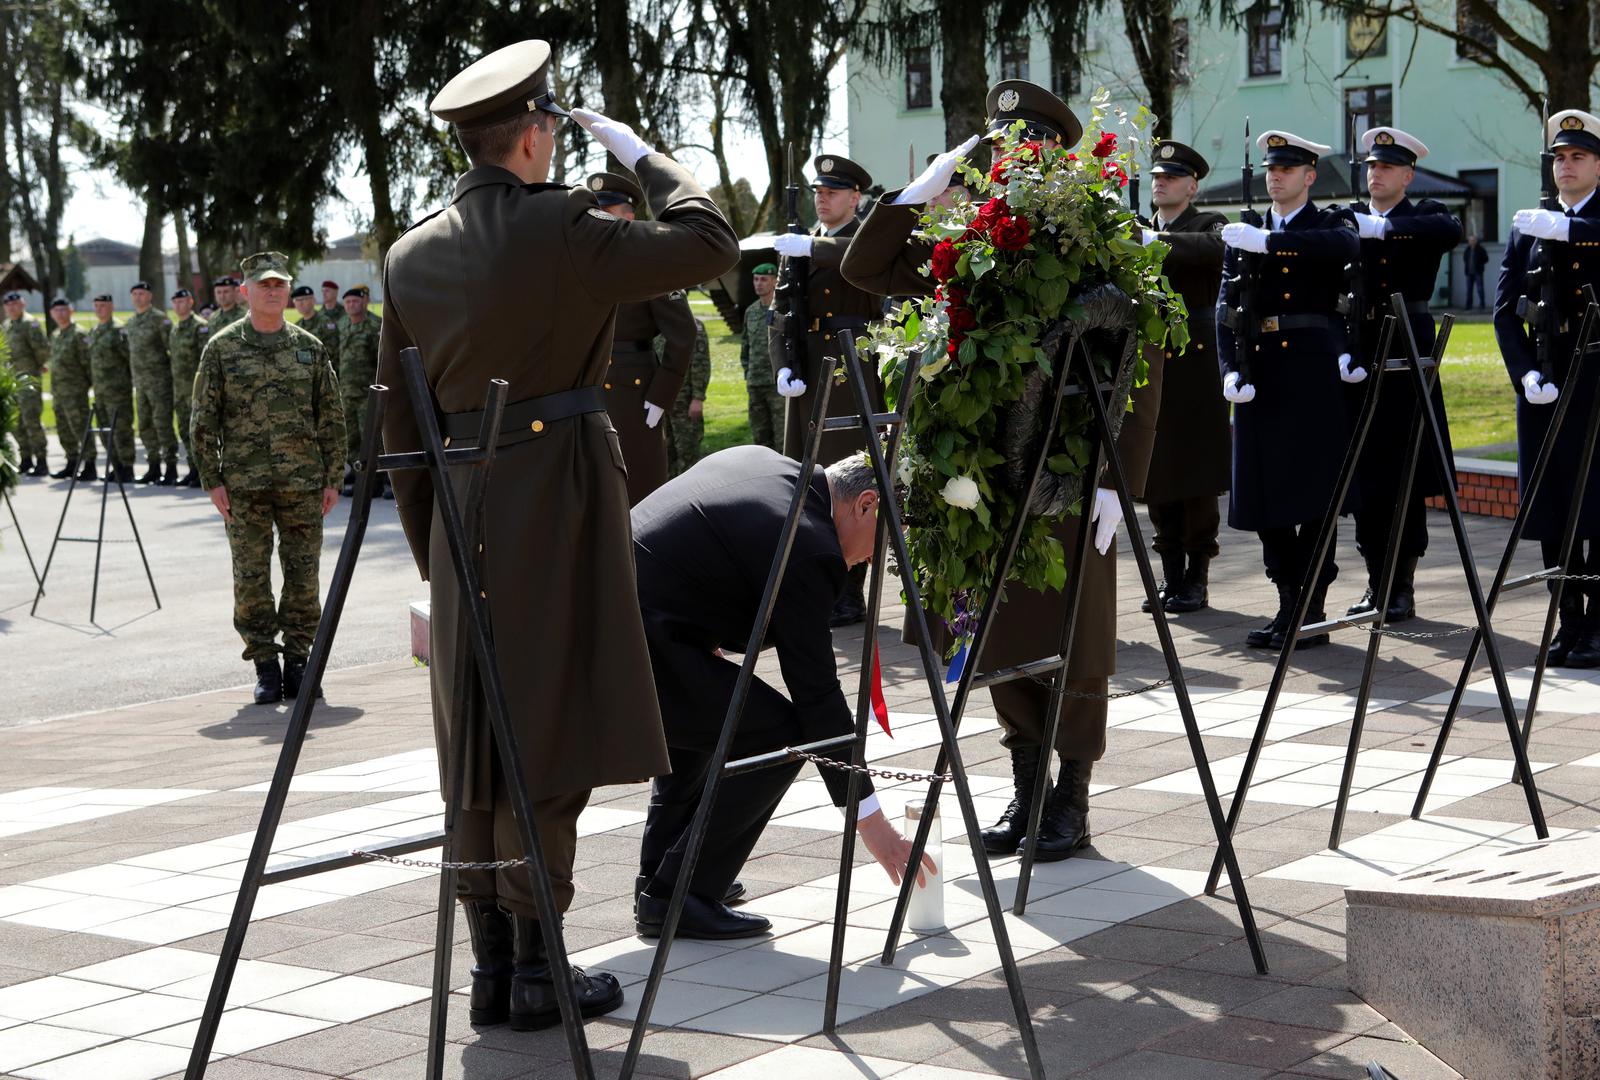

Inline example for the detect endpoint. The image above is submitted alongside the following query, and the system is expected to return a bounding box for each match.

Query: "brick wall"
[1426,469,1519,519]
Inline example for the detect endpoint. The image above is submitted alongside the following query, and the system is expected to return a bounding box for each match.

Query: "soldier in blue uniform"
[1339,127,1462,623]
[1495,108,1600,668]
[1217,130,1360,650]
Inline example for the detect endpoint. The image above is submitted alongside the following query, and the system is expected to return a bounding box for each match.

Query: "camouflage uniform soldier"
[191,252,344,705]
[46,299,94,480]
[665,316,710,477]
[208,276,247,332]
[291,284,339,363]
[336,285,384,495]
[126,281,179,485]
[3,291,50,476]
[169,288,210,487]
[740,263,784,451]
[318,280,348,333]
[87,293,136,481]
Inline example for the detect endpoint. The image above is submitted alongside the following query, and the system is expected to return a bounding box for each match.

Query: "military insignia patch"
[587,207,618,222]
[819,158,834,173]
[997,88,1020,111]
[589,177,605,190]
[1563,115,1585,131]
[1267,135,1287,147]
[1374,131,1395,145]
[1159,144,1175,159]
[296,350,313,363]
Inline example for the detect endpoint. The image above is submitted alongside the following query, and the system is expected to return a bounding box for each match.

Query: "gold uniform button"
[824,288,831,295]
[479,590,487,599]
[634,377,642,386]
[1281,340,1289,348]
[1281,267,1290,274]
[604,382,612,389]
[1196,342,1205,351]
[824,333,833,341]
[1379,258,1387,265]
[531,420,544,433]
[1283,292,1291,299]
[1253,344,1261,351]
[1575,262,1582,270]
[1164,350,1172,358]
[443,436,451,447]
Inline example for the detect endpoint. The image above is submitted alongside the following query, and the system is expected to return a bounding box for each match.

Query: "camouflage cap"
[240,251,293,283]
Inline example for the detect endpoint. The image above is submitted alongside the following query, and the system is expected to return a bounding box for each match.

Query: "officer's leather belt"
[1257,314,1336,333]
[808,316,871,334]
[1364,300,1433,319]
[441,386,607,450]
[610,339,656,356]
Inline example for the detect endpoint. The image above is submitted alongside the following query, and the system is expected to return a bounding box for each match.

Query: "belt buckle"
[1260,316,1280,333]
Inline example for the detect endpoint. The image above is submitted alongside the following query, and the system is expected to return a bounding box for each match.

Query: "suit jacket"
[1216,201,1359,529]
[632,445,869,806]
[607,290,696,504]
[377,155,738,804]
[1144,204,1231,502]
[1494,192,1600,540]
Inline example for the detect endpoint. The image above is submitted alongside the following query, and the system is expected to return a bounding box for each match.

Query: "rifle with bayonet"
[769,144,810,385]
[1336,112,1368,366]
[1219,116,1259,384]
[1516,94,1560,385]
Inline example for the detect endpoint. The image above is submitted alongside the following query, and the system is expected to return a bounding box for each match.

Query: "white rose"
[897,456,915,487]
[941,474,980,510]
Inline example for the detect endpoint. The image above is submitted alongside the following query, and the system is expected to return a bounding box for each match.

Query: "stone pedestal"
[409,600,430,665]
[1347,832,1600,1079]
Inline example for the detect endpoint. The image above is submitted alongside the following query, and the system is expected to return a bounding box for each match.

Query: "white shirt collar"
[1271,201,1308,231]
[1561,189,1597,215]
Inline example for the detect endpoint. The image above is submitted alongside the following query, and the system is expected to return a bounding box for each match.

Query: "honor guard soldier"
[665,316,710,477]
[1135,140,1230,613]
[46,299,94,480]
[376,40,737,1030]
[87,292,137,482]
[127,281,179,485]
[292,284,340,360]
[209,276,246,331]
[588,170,698,504]
[169,289,210,486]
[3,291,49,476]
[1217,129,1360,650]
[769,152,887,624]
[741,262,784,449]
[338,285,385,497]
[1496,108,1600,667]
[842,81,1157,864]
[191,253,344,704]
[1340,127,1462,624]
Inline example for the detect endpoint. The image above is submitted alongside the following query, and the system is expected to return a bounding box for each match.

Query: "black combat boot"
[508,915,623,1031]
[281,656,322,699]
[1144,549,1183,613]
[115,463,135,483]
[1550,592,1586,667]
[1385,556,1418,623]
[138,462,160,484]
[51,460,77,480]
[829,563,867,627]
[1346,550,1384,617]
[30,457,49,477]
[462,900,513,1026]
[1295,579,1332,650]
[76,460,97,482]
[18,453,33,475]
[1033,755,1092,861]
[1247,584,1294,648]
[980,746,1041,855]
[253,658,283,705]
[182,465,201,488]
[1165,555,1211,613]
[159,460,179,487]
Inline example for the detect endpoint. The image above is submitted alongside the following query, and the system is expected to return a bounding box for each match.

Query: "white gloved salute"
[1089,489,1122,555]
[644,402,665,429]
[1353,212,1389,240]
[1337,353,1368,383]
[1522,370,1560,404]
[1221,222,1270,254]
[893,134,982,206]
[1513,208,1571,242]
[776,367,808,398]
[570,108,654,170]
[772,233,813,258]
[1222,370,1256,403]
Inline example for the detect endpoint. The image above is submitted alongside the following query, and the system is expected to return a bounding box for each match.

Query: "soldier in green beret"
[46,299,95,480]
[127,281,179,485]
[740,263,782,451]
[168,288,210,487]
[337,285,384,496]
[87,293,136,482]
[191,252,344,705]
[664,316,710,477]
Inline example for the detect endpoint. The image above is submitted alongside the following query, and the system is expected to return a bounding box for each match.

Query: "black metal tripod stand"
[185,349,602,1080]
[1203,293,1550,897]
[2,484,42,592]
[31,405,158,621]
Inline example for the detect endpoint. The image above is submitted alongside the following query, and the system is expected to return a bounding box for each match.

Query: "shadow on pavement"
[199,702,364,743]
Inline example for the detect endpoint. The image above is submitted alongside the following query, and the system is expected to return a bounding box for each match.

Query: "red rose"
[930,239,959,282]
[947,339,962,361]
[945,286,968,307]
[1020,140,1043,158]
[1100,161,1128,187]
[971,197,1008,234]
[991,214,1031,251]
[947,304,977,335]
[989,159,1010,183]
[1091,131,1117,158]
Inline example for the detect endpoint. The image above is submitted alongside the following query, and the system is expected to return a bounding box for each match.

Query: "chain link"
[1021,673,1174,699]
[1368,624,1475,640]
[1546,573,1600,582]
[784,746,952,784]
[352,849,534,872]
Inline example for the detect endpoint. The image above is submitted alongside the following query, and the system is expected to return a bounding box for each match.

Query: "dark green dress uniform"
[607,289,695,504]
[377,41,738,919]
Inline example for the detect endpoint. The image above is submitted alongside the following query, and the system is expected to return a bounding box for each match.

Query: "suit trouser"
[1543,539,1600,603]
[1148,496,1222,559]
[1258,524,1339,592]
[1354,493,1430,563]
[455,747,590,918]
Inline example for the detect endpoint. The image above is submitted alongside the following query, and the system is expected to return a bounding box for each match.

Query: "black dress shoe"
[1568,615,1600,669]
[509,915,623,1031]
[634,874,748,912]
[636,889,771,940]
[723,880,747,905]
[1345,587,1377,618]
[253,659,283,705]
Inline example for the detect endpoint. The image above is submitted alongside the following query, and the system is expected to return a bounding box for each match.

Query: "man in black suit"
[631,445,931,939]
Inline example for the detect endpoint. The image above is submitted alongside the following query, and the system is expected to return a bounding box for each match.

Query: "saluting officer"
[1339,127,1462,624]
[169,288,210,488]
[1217,130,1360,650]
[1135,141,1230,613]
[1496,109,1600,667]
[376,40,737,1031]
[588,170,698,504]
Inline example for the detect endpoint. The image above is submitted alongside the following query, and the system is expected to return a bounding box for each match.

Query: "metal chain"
[352,849,534,872]
[1368,624,1475,640]
[1022,673,1174,699]
[785,746,952,784]
[1546,573,1600,582]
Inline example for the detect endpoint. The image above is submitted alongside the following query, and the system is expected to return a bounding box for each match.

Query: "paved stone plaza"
[1,502,1597,1079]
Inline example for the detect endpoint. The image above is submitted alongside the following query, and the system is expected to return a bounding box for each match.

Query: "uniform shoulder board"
[587,207,619,222]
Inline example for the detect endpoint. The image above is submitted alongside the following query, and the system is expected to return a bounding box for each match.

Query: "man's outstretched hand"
[857,809,938,888]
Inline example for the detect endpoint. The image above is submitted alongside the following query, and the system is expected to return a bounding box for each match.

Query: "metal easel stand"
[1203,294,1549,898]
[186,349,601,1080]
[30,405,159,622]
[1412,295,1600,807]
[875,318,1268,976]
[2,483,43,592]
[618,331,1049,1080]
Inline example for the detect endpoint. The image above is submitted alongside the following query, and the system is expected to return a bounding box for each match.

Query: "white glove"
[1522,370,1560,404]
[773,233,813,258]
[1353,212,1389,240]
[776,367,808,398]
[570,108,654,170]
[1338,352,1368,383]
[1222,222,1270,254]
[1513,208,1570,242]
[1140,228,1160,247]
[893,134,981,205]
[1222,370,1256,403]
[1089,489,1122,555]
[644,402,664,428]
